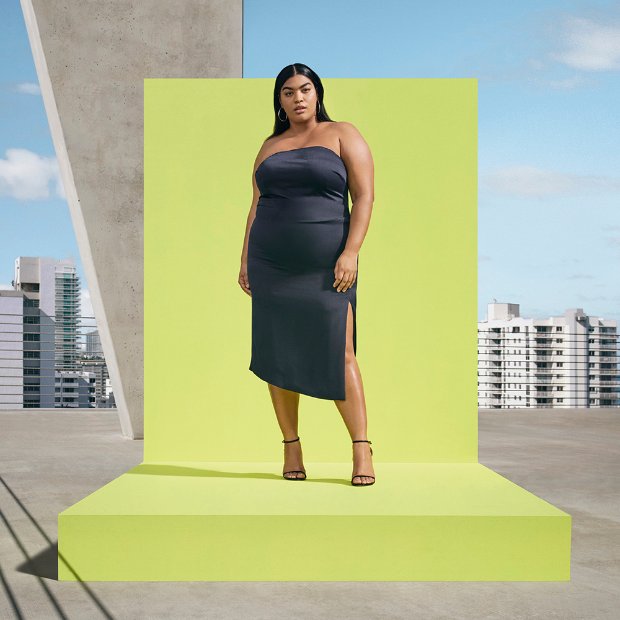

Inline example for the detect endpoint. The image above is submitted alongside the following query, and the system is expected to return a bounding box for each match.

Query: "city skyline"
[0,255,112,408]
[478,301,617,408]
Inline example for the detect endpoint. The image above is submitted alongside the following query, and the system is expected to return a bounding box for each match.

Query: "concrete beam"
[20,1,242,437]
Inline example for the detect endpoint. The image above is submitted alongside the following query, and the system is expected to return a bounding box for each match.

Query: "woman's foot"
[282,436,306,480]
[352,440,375,485]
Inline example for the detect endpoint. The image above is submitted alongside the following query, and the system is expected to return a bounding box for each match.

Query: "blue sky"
[1,0,619,323]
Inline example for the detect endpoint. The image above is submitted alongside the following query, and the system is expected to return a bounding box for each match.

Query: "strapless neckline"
[255,145,344,175]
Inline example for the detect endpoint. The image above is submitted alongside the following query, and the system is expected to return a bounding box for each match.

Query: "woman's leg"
[334,301,375,484]
[268,384,305,478]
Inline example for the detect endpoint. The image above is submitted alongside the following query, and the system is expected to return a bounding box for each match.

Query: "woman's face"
[279,76,318,121]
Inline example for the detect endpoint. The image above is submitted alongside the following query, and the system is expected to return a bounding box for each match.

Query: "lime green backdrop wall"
[144,78,478,463]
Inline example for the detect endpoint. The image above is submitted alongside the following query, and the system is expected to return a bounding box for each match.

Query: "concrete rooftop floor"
[0,407,618,619]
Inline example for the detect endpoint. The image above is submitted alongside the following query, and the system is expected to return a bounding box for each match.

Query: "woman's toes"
[284,470,305,479]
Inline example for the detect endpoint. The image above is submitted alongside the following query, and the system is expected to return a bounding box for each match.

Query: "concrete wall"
[21,0,242,438]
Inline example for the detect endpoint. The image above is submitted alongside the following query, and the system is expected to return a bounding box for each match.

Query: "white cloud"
[0,148,64,201]
[576,293,616,302]
[482,165,620,198]
[550,16,620,71]
[567,273,595,280]
[547,74,589,89]
[14,81,41,95]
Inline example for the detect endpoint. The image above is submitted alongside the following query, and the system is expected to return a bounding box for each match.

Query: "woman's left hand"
[333,250,358,292]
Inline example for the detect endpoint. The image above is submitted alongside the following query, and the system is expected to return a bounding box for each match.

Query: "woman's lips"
[295,107,306,113]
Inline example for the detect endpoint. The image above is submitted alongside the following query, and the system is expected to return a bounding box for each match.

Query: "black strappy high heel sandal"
[351,439,375,486]
[282,436,307,480]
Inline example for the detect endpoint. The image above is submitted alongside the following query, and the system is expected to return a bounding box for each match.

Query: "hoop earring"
[278,107,288,122]
[316,101,321,116]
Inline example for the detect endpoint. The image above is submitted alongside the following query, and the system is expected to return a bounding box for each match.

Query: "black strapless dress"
[247,145,357,400]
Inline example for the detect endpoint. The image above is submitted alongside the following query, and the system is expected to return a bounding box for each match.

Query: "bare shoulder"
[254,136,282,168]
[335,120,361,134]
[259,136,281,155]
[334,121,372,163]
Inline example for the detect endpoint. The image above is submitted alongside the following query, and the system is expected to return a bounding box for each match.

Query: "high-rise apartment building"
[85,329,104,357]
[0,256,95,408]
[0,290,28,409]
[478,303,618,409]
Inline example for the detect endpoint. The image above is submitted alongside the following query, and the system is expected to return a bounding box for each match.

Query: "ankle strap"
[352,439,372,444]
[282,436,300,443]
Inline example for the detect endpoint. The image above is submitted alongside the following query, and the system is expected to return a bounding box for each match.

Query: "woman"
[238,63,375,486]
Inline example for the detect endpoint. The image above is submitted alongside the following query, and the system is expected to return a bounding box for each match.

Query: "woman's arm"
[339,121,375,256]
[239,146,270,297]
[240,161,262,265]
[332,122,374,293]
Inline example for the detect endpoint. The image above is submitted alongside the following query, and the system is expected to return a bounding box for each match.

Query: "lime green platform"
[58,462,570,581]
[58,79,571,581]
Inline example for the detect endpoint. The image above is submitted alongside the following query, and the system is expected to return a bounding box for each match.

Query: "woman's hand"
[239,262,251,297]
[333,250,358,292]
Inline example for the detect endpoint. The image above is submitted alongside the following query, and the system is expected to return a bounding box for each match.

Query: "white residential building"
[55,369,96,408]
[8,257,82,407]
[478,303,618,409]
[0,291,26,409]
[85,329,104,357]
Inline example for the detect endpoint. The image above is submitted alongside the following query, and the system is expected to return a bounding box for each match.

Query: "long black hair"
[265,63,335,141]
